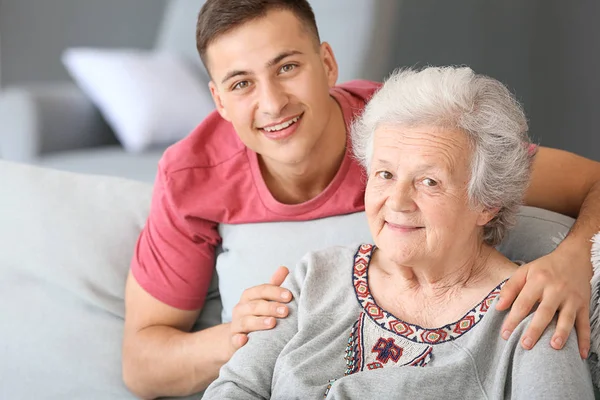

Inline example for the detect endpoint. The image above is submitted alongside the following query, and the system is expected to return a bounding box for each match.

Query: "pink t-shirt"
[131,80,381,310]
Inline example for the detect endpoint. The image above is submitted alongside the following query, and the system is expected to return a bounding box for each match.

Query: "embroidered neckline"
[352,244,506,345]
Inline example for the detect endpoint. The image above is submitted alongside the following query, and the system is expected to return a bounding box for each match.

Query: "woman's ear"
[477,207,501,227]
[209,81,230,121]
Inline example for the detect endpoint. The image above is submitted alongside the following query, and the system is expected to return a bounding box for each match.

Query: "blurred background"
[0,0,599,183]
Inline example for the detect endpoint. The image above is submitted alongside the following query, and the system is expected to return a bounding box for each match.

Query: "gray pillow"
[497,206,575,263]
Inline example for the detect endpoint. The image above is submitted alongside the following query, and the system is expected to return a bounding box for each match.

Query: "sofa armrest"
[0,83,118,162]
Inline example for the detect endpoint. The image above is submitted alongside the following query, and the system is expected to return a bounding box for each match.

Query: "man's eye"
[279,64,296,73]
[422,178,438,187]
[233,81,250,90]
[377,171,393,180]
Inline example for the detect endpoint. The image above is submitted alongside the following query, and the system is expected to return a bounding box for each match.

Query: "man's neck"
[259,97,347,205]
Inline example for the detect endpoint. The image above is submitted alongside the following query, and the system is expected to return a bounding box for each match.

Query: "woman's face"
[365,125,494,267]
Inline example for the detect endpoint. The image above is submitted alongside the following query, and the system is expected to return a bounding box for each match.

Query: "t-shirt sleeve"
[130,164,220,310]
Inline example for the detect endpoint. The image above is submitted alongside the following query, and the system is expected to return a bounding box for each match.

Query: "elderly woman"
[203,67,594,399]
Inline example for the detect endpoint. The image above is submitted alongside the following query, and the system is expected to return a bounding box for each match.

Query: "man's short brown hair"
[196,0,320,69]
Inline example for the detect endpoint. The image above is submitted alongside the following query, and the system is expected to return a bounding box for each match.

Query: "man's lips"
[257,113,303,130]
[257,113,303,141]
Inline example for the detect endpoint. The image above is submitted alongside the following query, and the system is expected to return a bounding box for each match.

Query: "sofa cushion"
[496,206,576,262]
[0,160,213,399]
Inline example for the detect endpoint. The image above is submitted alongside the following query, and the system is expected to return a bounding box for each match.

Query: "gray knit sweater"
[204,244,593,399]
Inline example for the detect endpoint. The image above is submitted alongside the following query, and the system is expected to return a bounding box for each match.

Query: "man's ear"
[319,42,339,88]
[209,81,230,121]
[477,207,501,227]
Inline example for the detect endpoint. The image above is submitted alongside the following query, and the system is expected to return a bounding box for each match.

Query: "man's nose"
[258,80,289,117]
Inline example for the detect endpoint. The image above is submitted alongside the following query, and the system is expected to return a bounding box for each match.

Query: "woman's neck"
[369,246,517,327]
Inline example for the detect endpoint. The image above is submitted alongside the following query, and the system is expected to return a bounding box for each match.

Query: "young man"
[122,0,600,398]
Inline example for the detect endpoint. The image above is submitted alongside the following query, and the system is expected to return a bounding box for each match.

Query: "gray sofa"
[0,0,399,184]
[0,158,585,399]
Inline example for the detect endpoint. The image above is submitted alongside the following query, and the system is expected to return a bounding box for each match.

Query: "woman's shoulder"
[290,244,371,286]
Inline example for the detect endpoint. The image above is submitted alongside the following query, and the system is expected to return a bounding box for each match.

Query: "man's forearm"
[555,180,600,273]
[123,322,232,399]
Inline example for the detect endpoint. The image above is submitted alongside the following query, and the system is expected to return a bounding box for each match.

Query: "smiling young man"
[122,1,600,398]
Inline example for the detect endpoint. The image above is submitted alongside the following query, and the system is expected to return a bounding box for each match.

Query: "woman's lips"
[385,222,424,233]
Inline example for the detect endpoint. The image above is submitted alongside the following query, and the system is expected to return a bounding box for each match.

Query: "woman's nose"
[387,180,418,213]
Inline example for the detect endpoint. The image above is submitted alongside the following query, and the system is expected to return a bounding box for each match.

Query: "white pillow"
[62,47,215,153]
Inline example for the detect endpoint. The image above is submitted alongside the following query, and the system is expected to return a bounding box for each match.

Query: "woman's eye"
[279,64,296,73]
[233,81,250,90]
[377,171,393,180]
[422,178,438,187]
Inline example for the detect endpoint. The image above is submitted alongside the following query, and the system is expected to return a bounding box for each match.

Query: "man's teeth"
[263,116,300,132]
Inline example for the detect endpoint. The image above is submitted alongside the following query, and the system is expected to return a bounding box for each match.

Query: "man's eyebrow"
[266,50,303,68]
[220,50,303,85]
[221,69,249,85]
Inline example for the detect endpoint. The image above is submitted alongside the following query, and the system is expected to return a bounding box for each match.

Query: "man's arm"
[525,146,600,219]
[122,271,232,398]
[498,146,600,357]
[524,146,600,277]
[122,268,292,399]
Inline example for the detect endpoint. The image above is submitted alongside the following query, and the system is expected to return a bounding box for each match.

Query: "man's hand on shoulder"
[230,266,292,350]
[497,248,591,359]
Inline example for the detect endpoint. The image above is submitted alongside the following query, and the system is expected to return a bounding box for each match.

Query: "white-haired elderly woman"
[203,67,594,399]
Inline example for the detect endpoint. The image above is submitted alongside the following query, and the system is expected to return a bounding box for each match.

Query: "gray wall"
[389,0,600,161]
[0,0,166,86]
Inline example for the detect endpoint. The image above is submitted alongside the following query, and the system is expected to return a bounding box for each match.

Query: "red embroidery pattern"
[352,244,504,344]
[367,362,383,370]
[372,337,403,363]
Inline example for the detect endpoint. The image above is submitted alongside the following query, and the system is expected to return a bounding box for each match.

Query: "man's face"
[206,9,339,166]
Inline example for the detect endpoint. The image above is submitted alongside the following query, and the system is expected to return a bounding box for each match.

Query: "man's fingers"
[239,283,292,303]
[544,303,577,351]
[496,268,527,311]
[231,333,248,350]
[269,266,290,286]
[575,307,591,359]
[231,315,277,336]
[500,284,542,341]
[231,300,288,331]
[520,296,562,349]
[235,299,289,320]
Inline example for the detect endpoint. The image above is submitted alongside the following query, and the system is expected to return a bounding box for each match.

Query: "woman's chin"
[378,247,422,267]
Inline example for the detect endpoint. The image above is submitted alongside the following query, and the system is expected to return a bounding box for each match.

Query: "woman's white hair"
[352,66,532,246]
